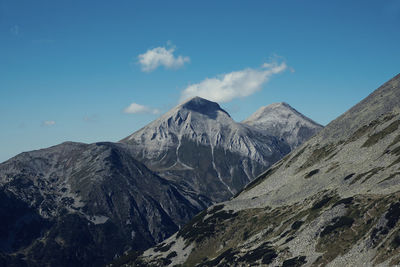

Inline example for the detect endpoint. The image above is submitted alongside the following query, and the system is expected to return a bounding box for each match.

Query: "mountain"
[0,97,322,266]
[242,102,323,149]
[121,97,318,202]
[127,74,400,266]
[0,142,206,267]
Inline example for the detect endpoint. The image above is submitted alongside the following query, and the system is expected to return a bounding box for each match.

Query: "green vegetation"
[362,120,400,148]
[240,243,277,265]
[385,202,400,229]
[345,113,397,145]
[343,173,355,181]
[107,251,143,267]
[286,145,308,168]
[379,172,400,184]
[305,169,319,179]
[311,195,333,210]
[159,190,400,267]
[332,197,354,207]
[326,161,340,173]
[166,251,177,259]
[178,209,237,243]
[348,167,384,185]
[154,241,176,252]
[282,256,307,267]
[291,220,304,230]
[345,120,380,144]
[240,165,279,194]
[298,143,337,171]
[314,193,400,266]
[360,167,384,184]
[320,216,354,237]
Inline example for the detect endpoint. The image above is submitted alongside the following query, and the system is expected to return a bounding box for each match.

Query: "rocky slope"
[126,74,400,266]
[121,97,320,202]
[0,142,207,267]
[243,102,323,149]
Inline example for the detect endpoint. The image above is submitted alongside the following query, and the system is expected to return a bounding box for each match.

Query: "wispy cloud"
[123,103,160,114]
[10,25,19,36]
[42,120,56,126]
[180,61,287,103]
[138,44,190,72]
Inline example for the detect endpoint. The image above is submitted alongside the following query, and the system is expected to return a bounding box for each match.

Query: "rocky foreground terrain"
[125,74,400,266]
[0,98,321,267]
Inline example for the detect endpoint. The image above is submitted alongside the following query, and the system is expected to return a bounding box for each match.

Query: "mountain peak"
[252,102,303,117]
[243,102,323,149]
[243,102,321,127]
[179,96,229,118]
[121,96,234,145]
[263,101,292,109]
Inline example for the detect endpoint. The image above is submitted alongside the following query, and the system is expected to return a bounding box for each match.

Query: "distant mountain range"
[130,74,400,266]
[0,97,322,267]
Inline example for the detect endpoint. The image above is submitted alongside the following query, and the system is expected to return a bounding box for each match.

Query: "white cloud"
[42,120,56,126]
[138,45,190,72]
[180,61,287,103]
[123,103,160,114]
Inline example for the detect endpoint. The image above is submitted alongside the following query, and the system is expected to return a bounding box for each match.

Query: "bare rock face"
[121,97,319,202]
[243,102,323,149]
[128,74,400,267]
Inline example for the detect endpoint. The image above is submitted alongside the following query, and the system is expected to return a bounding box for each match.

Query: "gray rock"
[121,97,320,202]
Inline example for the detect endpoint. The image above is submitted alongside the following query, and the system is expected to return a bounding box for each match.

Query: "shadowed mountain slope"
[0,142,206,267]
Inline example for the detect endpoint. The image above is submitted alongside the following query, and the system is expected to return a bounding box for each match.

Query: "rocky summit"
[127,74,400,267]
[243,102,323,149]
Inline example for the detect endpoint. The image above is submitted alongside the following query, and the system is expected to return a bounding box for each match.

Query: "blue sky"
[1,0,399,162]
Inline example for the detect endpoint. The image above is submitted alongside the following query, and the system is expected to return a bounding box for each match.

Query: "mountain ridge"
[120,96,321,202]
[0,141,207,266]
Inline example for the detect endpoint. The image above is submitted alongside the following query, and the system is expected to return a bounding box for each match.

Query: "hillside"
[128,74,400,266]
